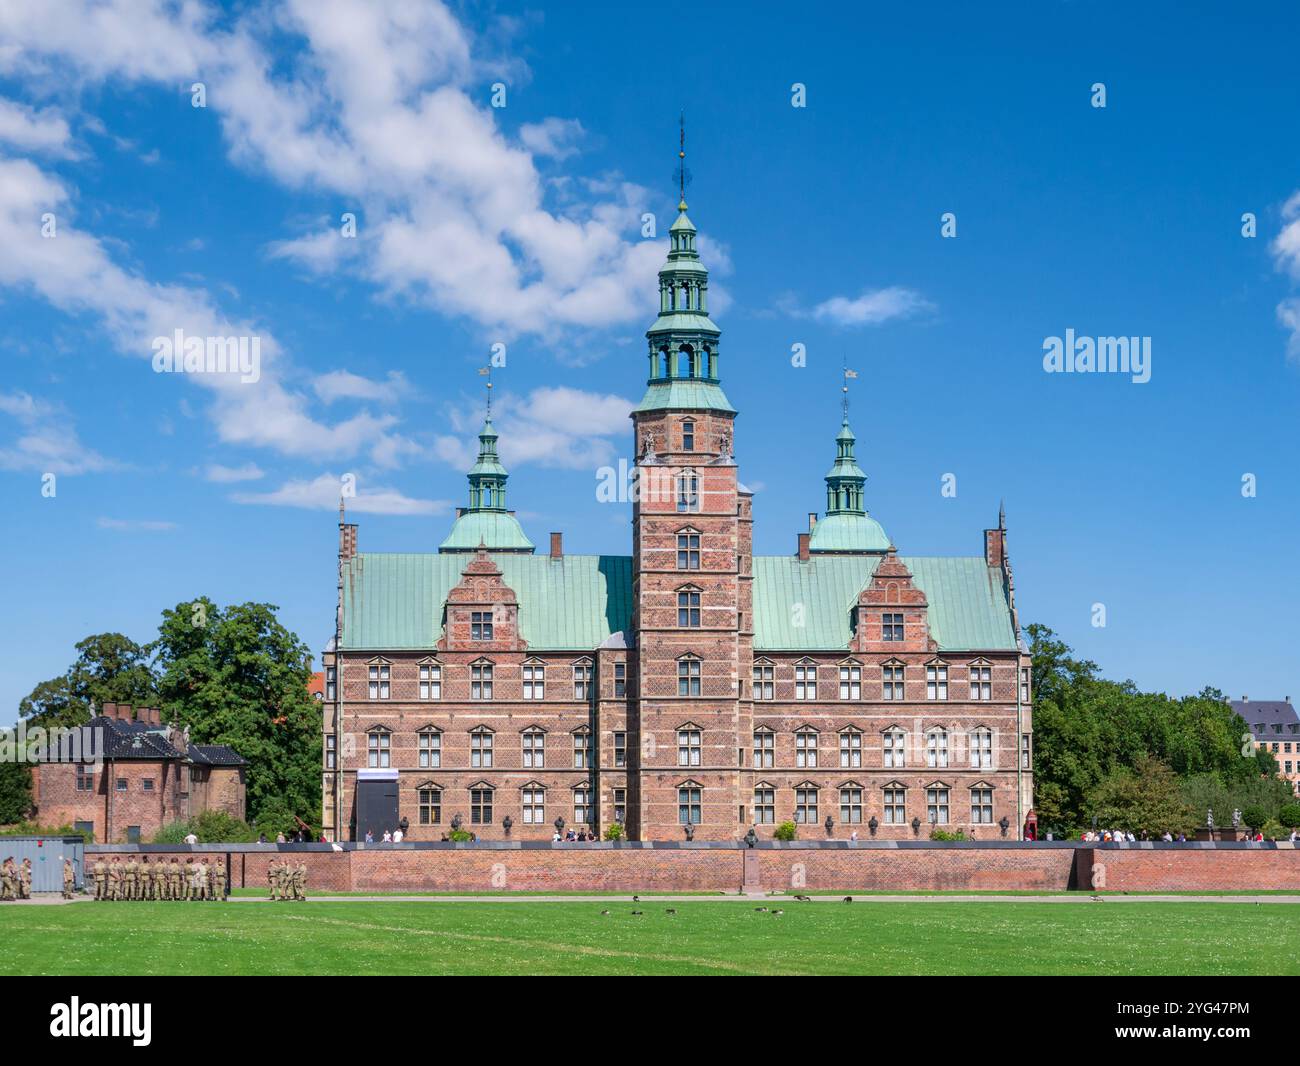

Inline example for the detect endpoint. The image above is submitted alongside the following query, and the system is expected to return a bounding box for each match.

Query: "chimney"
[797,533,810,562]
[808,513,818,532]
[1242,695,1249,703]
[550,532,563,559]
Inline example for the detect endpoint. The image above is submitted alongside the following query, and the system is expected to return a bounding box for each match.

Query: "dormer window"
[471,611,493,641]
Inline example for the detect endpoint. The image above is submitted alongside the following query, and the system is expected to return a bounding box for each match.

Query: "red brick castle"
[322,188,1033,842]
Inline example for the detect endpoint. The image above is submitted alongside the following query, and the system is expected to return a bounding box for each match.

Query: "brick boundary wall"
[80,841,1300,894]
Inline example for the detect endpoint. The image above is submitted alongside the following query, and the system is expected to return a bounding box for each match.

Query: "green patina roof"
[646,312,719,333]
[633,379,736,414]
[342,553,632,651]
[342,551,1014,654]
[807,513,890,553]
[439,511,535,553]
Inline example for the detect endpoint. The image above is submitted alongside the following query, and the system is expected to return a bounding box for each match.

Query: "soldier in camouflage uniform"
[19,858,33,899]
[267,858,278,900]
[1,857,14,901]
[295,860,307,901]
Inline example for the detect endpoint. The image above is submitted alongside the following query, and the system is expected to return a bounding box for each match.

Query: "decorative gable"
[438,548,525,652]
[852,547,936,654]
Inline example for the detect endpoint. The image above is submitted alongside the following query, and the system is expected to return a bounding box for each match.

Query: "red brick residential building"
[322,196,1033,842]
[31,703,247,843]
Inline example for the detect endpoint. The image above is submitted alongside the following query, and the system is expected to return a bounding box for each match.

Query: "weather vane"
[673,111,691,210]
[841,356,858,420]
[477,363,493,418]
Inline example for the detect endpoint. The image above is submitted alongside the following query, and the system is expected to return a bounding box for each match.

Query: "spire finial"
[478,363,493,419]
[676,111,689,212]
[841,358,858,421]
[999,499,1006,529]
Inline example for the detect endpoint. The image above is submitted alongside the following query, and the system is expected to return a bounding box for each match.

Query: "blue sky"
[2,0,1299,725]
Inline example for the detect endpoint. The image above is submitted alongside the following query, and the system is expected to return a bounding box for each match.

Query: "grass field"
[5,900,1298,975]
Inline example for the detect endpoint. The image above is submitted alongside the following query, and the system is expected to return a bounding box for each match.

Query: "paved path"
[216,893,1300,905]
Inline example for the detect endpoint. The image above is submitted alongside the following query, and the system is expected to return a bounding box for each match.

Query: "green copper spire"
[635,120,734,416]
[809,416,890,554]
[440,380,534,553]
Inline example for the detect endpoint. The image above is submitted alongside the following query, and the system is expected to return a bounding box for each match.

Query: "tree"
[153,599,320,828]
[0,758,32,824]
[1086,757,1196,835]
[1241,805,1269,834]
[1279,804,1300,830]
[18,633,156,729]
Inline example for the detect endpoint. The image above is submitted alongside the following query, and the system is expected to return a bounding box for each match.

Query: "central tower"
[629,133,753,840]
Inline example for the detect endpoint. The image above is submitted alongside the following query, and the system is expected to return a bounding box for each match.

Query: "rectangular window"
[522,662,545,700]
[522,786,546,825]
[839,663,861,700]
[1021,733,1031,771]
[676,474,701,513]
[613,662,626,698]
[419,731,441,769]
[677,659,701,697]
[970,730,992,769]
[573,788,592,825]
[926,663,948,701]
[794,663,817,700]
[471,663,493,700]
[418,788,442,825]
[325,734,337,770]
[927,787,950,826]
[753,730,774,769]
[677,729,702,767]
[1020,667,1030,704]
[840,787,863,824]
[883,730,906,769]
[753,787,775,824]
[884,787,906,824]
[614,731,627,768]
[522,731,544,769]
[682,420,695,451]
[471,731,493,769]
[419,663,441,700]
[677,590,701,628]
[970,664,992,701]
[882,663,905,700]
[574,731,593,769]
[470,788,493,825]
[325,665,337,701]
[927,731,948,769]
[368,663,390,700]
[795,787,818,824]
[613,788,627,824]
[882,612,904,641]
[678,786,702,825]
[573,662,594,700]
[142,778,155,793]
[971,788,993,824]
[367,731,390,768]
[840,731,862,768]
[75,764,94,792]
[753,662,774,700]
[677,533,701,570]
[471,611,493,641]
[796,731,818,769]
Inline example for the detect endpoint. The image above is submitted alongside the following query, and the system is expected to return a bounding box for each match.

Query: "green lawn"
[4,901,1297,975]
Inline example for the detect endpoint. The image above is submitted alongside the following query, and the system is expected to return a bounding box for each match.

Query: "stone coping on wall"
[85,839,1297,852]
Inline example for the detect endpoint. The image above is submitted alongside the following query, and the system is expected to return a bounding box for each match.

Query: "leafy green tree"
[18,633,157,728]
[1086,757,1196,835]
[1279,804,1300,829]
[0,758,32,824]
[773,821,797,841]
[1241,805,1269,833]
[153,599,320,828]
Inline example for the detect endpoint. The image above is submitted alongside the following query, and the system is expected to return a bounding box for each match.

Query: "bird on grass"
[666,908,677,915]
[631,909,644,915]
[754,906,768,912]
[600,909,610,915]
[842,896,853,904]
[1090,895,1104,902]
[771,909,784,916]
[632,895,640,902]
[794,894,811,902]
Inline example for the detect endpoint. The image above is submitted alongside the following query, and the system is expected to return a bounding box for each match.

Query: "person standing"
[167,858,181,900]
[139,856,153,900]
[107,858,120,901]
[62,857,76,899]
[93,856,107,901]
[19,858,33,900]
[0,857,14,901]
[123,855,137,901]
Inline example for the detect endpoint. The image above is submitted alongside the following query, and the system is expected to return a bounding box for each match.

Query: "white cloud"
[1271,192,1300,360]
[231,472,448,515]
[203,462,265,483]
[96,517,178,531]
[808,285,933,327]
[0,97,73,155]
[519,117,584,160]
[312,369,407,404]
[0,390,114,475]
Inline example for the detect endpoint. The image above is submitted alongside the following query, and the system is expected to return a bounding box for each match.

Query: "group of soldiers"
[91,855,229,901]
[1,856,78,900]
[1,857,33,900]
[267,858,308,901]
